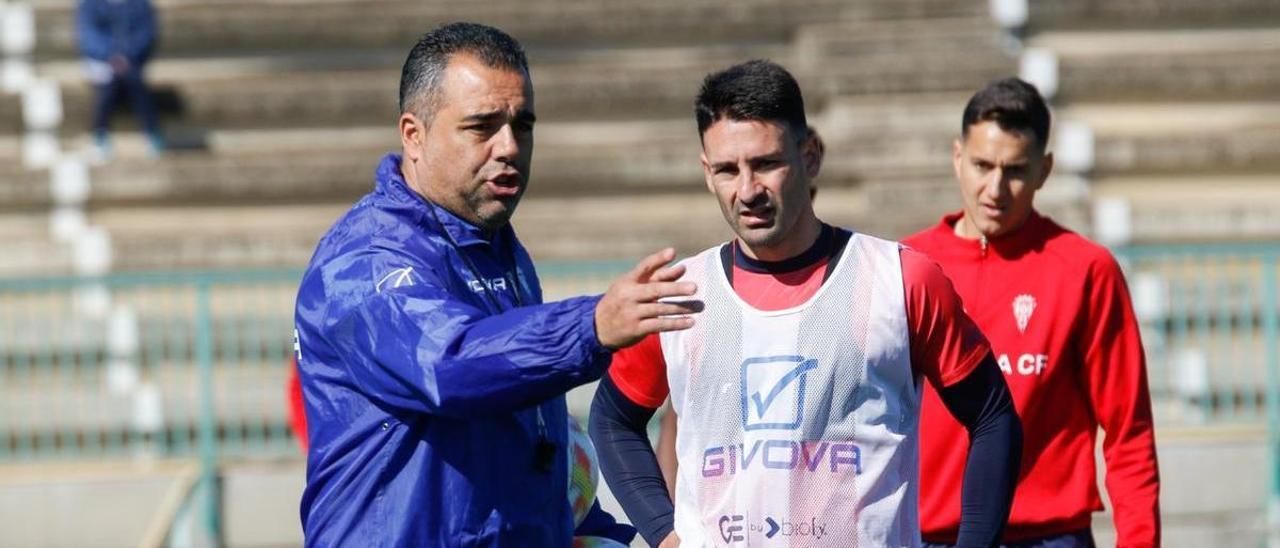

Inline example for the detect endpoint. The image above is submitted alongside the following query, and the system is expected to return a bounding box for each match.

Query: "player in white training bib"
[590,60,1023,548]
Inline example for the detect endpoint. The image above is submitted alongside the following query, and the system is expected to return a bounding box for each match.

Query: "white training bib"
[664,233,921,547]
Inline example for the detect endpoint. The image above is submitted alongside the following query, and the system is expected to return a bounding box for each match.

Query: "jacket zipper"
[976,236,988,311]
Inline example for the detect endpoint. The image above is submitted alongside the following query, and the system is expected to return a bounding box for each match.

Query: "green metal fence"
[1115,243,1280,426]
[1114,243,1280,539]
[0,263,630,544]
[0,263,631,465]
[0,270,298,463]
[1,251,1278,458]
[1,250,1279,541]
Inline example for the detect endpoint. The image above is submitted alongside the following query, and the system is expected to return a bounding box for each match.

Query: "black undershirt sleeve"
[589,375,674,546]
[935,352,1024,548]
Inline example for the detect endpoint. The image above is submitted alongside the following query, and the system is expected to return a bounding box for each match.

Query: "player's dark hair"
[695,59,807,139]
[399,22,529,120]
[962,77,1051,151]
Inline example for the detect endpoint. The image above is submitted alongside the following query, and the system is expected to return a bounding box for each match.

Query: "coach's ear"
[399,111,425,163]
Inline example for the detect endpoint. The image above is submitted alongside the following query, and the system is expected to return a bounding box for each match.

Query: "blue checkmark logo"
[741,356,818,431]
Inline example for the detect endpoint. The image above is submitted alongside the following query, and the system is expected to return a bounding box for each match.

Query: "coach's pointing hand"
[595,248,701,350]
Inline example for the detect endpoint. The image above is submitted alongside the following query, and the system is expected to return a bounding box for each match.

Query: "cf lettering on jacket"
[996,353,1049,376]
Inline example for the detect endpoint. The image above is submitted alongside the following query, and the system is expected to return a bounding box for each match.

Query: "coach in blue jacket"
[294,22,699,546]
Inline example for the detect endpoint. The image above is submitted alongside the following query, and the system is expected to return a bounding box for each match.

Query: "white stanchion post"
[1020,47,1059,100]
[49,206,87,242]
[106,306,140,395]
[52,156,91,205]
[0,3,35,57]
[1,58,32,93]
[1093,196,1132,248]
[73,228,114,318]
[1055,120,1095,174]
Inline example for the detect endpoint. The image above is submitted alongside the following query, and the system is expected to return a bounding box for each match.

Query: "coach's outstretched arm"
[323,248,697,417]
[935,355,1023,548]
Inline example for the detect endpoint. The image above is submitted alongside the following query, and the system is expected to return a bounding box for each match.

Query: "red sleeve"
[1078,253,1161,547]
[606,333,669,409]
[287,357,308,451]
[901,247,991,388]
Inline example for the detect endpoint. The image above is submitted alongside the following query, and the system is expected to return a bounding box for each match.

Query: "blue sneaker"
[93,131,112,162]
[147,132,166,158]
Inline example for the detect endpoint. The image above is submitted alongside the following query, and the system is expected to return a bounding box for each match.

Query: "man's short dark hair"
[399,22,529,120]
[695,60,807,139]
[962,77,1051,151]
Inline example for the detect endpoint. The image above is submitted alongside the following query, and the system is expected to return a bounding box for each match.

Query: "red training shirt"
[905,211,1160,546]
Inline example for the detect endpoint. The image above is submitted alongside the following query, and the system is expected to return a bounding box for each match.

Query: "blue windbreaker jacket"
[295,153,632,547]
[76,0,157,65]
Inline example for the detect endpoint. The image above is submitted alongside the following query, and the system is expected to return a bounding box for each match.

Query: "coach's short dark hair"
[399,22,529,120]
[962,77,1051,151]
[695,60,807,139]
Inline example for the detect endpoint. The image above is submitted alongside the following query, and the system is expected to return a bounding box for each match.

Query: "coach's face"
[701,118,822,260]
[953,120,1052,240]
[400,53,535,231]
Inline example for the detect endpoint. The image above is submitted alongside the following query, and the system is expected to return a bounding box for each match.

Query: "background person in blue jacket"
[76,0,164,157]
[294,22,700,546]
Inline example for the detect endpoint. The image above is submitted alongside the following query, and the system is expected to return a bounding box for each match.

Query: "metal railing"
[0,263,631,464]
[1,250,1279,541]
[1115,242,1280,545]
[0,263,629,544]
[1115,243,1280,426]
[3,250,1279,450]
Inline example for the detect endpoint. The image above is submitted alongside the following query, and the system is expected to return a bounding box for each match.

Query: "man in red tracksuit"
[907,78,1160,547]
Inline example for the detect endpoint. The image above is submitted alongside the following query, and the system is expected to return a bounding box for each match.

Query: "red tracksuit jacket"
[905,210,1160,547]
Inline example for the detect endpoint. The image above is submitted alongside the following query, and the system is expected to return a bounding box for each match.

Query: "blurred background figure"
[76,0,163,159]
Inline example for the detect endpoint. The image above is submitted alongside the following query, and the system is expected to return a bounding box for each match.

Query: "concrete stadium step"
[16,39,1015,136]
[0,164,50,213]
[796,17,1005,60]
[3,171,979,275]
[0,112,965,212]
[1032,29,1280,102]
[795,18,1015,98]
[857,174,1090,241]
[90,203,341,271]
[0,460,195,548]
[1,363,291,437]
[1092,174,1280,243]
[0,214,74,277]
[0,134,21,164]
[0,214,71,276]
[83,195,729,270]
[0,98,18,137]
[76,180,880,272]
[1028,0,1280,31]
[21,44,784,134]
[65,122,699,207]
[5,174,964,274]
[1066,102,1280,176]
[30,0,987,59]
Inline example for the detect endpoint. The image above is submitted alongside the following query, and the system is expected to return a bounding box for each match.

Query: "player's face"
[701,119,821,259]
[400,53,535,231]
[952,120,1053,240]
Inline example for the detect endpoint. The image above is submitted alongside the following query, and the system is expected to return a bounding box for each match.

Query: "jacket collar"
[375,153,509,248]
[930,209,1049,258]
